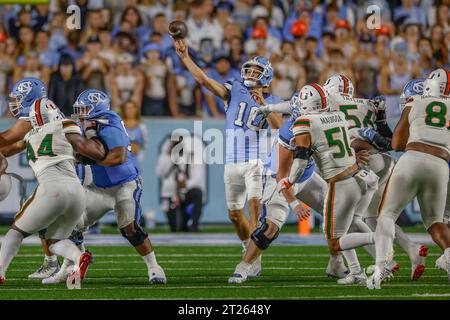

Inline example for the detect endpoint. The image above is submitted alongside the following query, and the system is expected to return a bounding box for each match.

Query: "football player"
[173,39,282,276]
[45,89,166,285]
[324,75,428,281]
[0,98,106,288]
[0,78,61,279]
[229,92,349,284]
[367,68,450,289]
[281,84,379,284]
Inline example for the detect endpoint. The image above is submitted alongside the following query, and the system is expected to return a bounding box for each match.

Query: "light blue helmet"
[72,89,110,120]
[240,56,273,88]
[399,78,425,110]
[9,77,46,117]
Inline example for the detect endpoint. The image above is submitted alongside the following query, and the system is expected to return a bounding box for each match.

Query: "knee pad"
[38,229,47,239]
[120,222,148,247]
[251,222,279,250]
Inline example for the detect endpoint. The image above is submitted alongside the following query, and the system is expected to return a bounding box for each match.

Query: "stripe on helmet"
[35,99,43,126]
[310,83,327,109]
[341,75,349,94]
[444,69,450,96]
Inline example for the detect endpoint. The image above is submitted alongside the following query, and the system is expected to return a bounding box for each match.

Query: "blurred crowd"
[0,0,449,119]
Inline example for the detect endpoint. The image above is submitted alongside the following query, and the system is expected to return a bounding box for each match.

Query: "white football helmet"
[28,98,65,129]
[291,84,330,115]
[423,68,450,97]
[323,74,354,97]
[0,174,12,201]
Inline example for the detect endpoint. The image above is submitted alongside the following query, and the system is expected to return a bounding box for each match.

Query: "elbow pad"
[293,146,314,160]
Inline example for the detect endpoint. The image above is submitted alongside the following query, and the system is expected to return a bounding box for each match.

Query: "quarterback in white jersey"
[368,68,450,289]
[0,98,106,289]
[280,83,379,284]
[324,75,427,281]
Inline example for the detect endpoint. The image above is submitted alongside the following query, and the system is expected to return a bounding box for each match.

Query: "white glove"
[257,105,272,117]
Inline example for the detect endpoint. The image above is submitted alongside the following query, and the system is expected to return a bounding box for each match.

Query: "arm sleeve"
[265,100,291,114]
[62,120,82,135]
[291,117,312,136]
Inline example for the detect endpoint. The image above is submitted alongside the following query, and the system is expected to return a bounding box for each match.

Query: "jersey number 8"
[425,102,450,130]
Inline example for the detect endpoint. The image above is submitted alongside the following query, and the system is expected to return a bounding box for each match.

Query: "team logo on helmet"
[87,92,105,105]
[16,81,33,95]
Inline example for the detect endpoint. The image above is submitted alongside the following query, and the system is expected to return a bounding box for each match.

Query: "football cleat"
[366,265,392,290]
[366,261,398,277]
[337,270,367,285]
[42,259,73,284]
[0,266,4,285]
[247,256,262,278]
[435,254,447,271]
[66,251,93,290]
[445,250,450,283]
[228,262,251,284]
[411,245,428,281]
[28,257,60,279]
[149,265,167,284]
[326,255,349,279]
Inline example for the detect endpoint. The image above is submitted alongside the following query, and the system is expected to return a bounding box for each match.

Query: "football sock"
[143,251,158,268]
[49,240,82,265]
[375,215,396,268]
[351,217,377,258]
[0,229,23,273]
[342,249,361,274]
[393,224,415,258]
[242,239,250,252]
[339,232,374,250]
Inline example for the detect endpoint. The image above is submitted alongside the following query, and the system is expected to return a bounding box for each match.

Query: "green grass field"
[0,244,449,300]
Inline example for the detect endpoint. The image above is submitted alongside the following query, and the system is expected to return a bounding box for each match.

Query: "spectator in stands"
[303,36,323,84]
[271,41,306,99]
[60,31,85,64]
[0,32,13,117]
[140,43,169,116]
[78,36,108,90]
[394,0,427,27]
[228,35,246,70]
[404,23,420,61]
[150,13,172,53]
[319,48,354,85]
[186,0,223,51]
[121,100,147,170]
[417,36,436,78]
[98,27,117,69]
[48,54,84,117]
[8,8,33,40]
[436,2,449,30]
[351,35,380,99]
[107,52,144,111]
[83,9,103,43]
[48,12,68,52]
[33,4,50,31]
[335,19,357,60]
[202,55,239,118]
[34,30,60,70]
[115,6,149,45]
[251,0,284,29]
[13,50,50,85]
[17,26,34,61]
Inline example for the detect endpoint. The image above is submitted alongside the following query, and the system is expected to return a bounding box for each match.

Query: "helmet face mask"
[240,56,273,88]
[8,78,46,117]
[72,89,110,120]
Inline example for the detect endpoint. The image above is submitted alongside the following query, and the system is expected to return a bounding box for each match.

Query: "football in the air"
[168,20,188,40]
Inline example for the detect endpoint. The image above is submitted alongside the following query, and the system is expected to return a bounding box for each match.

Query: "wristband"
[289,199,300,211]
[85,127,98,139]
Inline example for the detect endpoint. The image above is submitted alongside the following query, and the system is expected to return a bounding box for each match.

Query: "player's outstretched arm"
[259,101,291,116]
[391,106,411,151]
[0,152,8,176]
[97,147,126,166]
[0,140,26,157]
[174,40,229,101]
[66,133,106,162]
[0,119,32,148]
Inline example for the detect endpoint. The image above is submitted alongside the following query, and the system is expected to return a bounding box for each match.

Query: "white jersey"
[328,92,378,141]
[24,119,81,182]
[292,111,356,180]
[405,95,450,154]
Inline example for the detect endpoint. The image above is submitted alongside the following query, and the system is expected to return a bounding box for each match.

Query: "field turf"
[0,244,449,300]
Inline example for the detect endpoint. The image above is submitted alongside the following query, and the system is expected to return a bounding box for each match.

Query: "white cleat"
[42,259,73,284]
[337,270,367,285]
[410,245,428,281]
[445,250,450,283]
[66,251,93,290]
[149,265,167,284]
[247,256,262,278]
[435,254,447,272]
[326,255,349,279]
[28,258,60,279]
[228,262,251,284]
[366,265,392,290]
[0,266,5,285]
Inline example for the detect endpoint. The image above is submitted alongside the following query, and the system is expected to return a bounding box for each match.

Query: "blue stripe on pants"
[133,178,143,221]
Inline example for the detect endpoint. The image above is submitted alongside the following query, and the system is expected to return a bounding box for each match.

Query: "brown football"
[168,20,188,40]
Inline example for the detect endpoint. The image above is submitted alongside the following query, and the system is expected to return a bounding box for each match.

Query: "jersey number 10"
[234,102,267,130]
